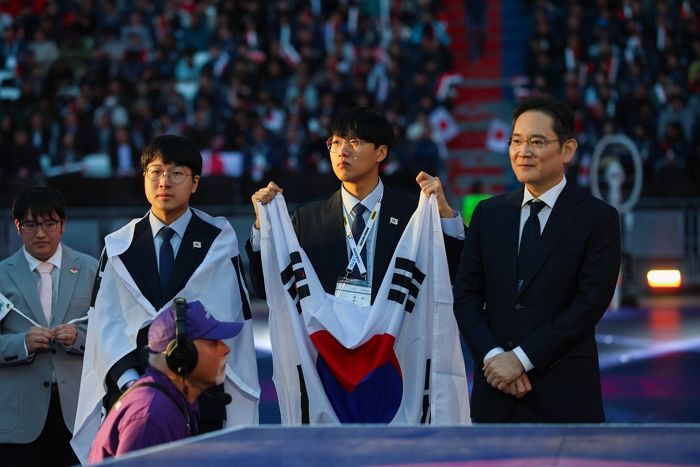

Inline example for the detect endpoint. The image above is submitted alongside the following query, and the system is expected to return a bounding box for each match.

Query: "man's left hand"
[52,323,78,346]
[416,171,454,218]
[483,351,525,391]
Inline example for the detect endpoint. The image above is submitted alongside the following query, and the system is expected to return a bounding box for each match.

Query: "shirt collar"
[149,208,192,239]
[24,242,63,271]
[522,176,567,209]
[341,179,384,214]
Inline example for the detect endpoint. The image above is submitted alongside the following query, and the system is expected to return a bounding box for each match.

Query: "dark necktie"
[159,226,175,293]
[350,203,367,279]
[517,199,546,287]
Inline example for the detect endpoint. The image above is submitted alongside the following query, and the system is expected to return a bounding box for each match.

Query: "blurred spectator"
[526,0,700,196]
[0,0,455,202]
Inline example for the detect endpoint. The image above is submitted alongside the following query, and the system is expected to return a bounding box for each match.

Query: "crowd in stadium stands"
[526,0,700,196]
[0,0,452,205]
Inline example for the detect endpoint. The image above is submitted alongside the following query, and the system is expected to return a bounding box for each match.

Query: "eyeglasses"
[507,137,563,150]
[326,137,370,153]
[144,167,194,184]
[20,219,61,233]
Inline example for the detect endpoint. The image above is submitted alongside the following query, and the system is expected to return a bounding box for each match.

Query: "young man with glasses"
[247,106,465,304]
[73,135,259,463]
[0,186,98,466]
[452,96,621,422]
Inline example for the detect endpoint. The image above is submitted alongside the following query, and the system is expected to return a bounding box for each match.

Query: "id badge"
[334,277,372,306]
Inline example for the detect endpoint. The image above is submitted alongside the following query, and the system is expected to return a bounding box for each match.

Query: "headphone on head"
[165,297,199,376]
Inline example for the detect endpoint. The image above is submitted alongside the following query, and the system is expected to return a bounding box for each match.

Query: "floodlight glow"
[646,269,682,288]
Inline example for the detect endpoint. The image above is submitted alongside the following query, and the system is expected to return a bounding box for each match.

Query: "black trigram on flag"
[387,257,426,313]
[281,251,309,314]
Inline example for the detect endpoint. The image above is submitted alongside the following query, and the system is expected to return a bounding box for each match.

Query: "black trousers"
[0,385,79,467]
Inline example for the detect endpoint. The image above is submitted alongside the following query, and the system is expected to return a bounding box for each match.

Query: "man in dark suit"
[74,135,258,455]
[246,107,465,303]
[453,96,621,423]
[0,186,98,467]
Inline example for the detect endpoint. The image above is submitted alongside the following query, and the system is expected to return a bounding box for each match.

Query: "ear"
[14,219,21,235]
[561,138,578,164]
[375,145,388,164]
[191,175,200,194]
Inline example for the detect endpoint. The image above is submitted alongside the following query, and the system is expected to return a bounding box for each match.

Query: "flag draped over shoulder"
[71,209,260,464]
[260,193,470,425]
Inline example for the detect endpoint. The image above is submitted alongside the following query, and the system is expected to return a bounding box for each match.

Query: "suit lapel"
[518,183,583,296]
[53,245,79,324]
[120,217,161,307]
[7,250,47,326]
[165,212,219,301]
[501,190,522,298]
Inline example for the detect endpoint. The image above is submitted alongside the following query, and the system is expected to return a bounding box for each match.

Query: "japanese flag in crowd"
[486,118,510,153]
[259,194,470,425]
[429,106,460,144]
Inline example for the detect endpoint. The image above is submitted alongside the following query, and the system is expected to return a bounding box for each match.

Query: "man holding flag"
[247,107,469,424]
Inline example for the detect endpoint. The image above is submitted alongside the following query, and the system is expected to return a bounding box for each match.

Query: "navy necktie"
[159,227,175,293]
[350,203,367,279]
[517,199,546,287]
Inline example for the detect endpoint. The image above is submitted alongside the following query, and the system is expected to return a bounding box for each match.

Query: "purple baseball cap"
[148,299,243,353]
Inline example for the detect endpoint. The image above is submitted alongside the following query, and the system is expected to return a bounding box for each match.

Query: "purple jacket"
[88,367,199,463]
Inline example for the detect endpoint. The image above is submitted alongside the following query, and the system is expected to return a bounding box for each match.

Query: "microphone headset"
[165,297,232,405]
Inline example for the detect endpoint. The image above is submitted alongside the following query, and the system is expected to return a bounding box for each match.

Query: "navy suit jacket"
[453,182,621,422]
[246,186,464,302]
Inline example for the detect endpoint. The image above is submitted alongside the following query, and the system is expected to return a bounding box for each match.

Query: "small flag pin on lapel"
[70,265,79,274]
[389,217,398,225]
[193,241,201,248]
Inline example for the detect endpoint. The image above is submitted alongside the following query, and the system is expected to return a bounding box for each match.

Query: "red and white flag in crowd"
[428,106,460,144]
[486,118,510,153]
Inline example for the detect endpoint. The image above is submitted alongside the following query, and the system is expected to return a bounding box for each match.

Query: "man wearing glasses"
[452,96,621,422]
[0,186,98,466]
[247,107,465,305]
[73,135,258,463]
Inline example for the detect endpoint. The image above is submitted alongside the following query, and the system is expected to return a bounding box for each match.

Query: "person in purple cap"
[87,298,242,463]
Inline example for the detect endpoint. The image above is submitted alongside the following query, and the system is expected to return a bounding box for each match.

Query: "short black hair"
[13,186,66,222]
[512,96,575,141]
[329,107,394,154]
[140,134,203,176]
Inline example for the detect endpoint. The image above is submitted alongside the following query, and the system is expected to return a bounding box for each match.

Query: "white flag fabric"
[71,209,260,463]
[260,193,470,425]
[0,292,15,322]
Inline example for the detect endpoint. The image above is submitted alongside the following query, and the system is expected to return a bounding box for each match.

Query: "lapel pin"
[193,241,201,248]
[390,217,398,225]
[70,265,79,274]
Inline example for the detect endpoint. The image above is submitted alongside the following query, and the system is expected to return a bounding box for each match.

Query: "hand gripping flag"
[260,193,470,424]
[71,209,260,463]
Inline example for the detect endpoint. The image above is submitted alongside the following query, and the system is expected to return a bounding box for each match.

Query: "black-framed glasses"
[144,167,194,184]
[507,137,563,150]
[326,137,370,153]
[20,219,61,233]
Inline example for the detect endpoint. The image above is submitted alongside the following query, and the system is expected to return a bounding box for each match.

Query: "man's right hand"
[25,326,53,353]
[251,181,283,229]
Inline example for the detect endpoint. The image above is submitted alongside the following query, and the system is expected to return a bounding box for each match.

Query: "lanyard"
[343,197,382,277]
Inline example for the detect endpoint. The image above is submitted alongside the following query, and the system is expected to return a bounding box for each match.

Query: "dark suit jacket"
[453,183,621,422]
[246,186,464,301]
[104,210,226,422]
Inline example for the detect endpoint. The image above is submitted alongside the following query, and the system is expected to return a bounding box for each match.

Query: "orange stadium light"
[646,269,682,288]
